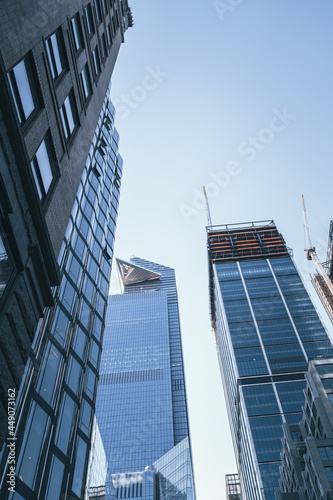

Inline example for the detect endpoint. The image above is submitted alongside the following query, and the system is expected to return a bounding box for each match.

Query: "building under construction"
[309,220,333,325]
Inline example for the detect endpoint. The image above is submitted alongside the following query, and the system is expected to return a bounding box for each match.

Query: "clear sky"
[108,2,333,499]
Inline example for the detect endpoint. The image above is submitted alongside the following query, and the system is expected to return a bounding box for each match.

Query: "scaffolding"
[310,220,333,326]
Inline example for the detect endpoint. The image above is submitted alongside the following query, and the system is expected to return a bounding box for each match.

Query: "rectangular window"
[0,233,13,300]
[94,0,102,23]
[55,392,77,454]
[101,0,108,15]
[111,15,116,36]
[92,47,101,78]
[36,342,62,405]
[30,135,55,202]
[46,29,66,80]
[70,14,83,52]
[79,398,93,435]
[85,4,95,35]
[80,64,92,102]
[17,403,50,488]
[100,33,107,60]
[71,437,88,497]
[325,466,333,482]
[7,55,39,125]
[106,24,112,46]
[45,455,65,500]
[59,91,77,142]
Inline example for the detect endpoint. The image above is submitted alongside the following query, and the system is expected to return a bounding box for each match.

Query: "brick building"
[0,0,132,446]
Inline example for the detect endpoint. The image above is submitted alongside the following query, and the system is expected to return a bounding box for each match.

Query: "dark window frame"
[100,32,107,61]
[94,0,102,24]
[80,63,92,104]
[70,13,84,53]
[84,4,95,36]
[59,90,78,144]
[45,28,67,82]
[7,53,41,127]
[30,133,58,205]
[92,46,101,79]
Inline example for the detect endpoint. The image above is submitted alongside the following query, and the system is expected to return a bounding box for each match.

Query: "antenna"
[203,186,213,227]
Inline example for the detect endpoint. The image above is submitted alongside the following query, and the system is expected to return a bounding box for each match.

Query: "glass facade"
[208,221,333,500]
[95,257,196,499]
[0,88,122,500]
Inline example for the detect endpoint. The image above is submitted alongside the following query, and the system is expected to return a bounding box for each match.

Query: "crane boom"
[301,195,333,298]
[203,186,212,227]
[302,194,313,253]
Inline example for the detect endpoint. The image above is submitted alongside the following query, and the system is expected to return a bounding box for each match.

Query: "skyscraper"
[0,88,123,500]
[95,257,196,499]
[277,357,333,499]
[207,220,333,500]
[0,0,132,443]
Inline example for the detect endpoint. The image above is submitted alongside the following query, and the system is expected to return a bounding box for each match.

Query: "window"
[106,24,112,46]
[55,393,77,454]
[0,233,13,300]
[325,466,333,482]
[70,14,83,52]
[100,33,107,60]
[111,15,116,36]
[16,403,50,488]
[7,55,39,125]
[71,437,88,497]
[101,0,108,15]
[45,455,65,500]
[80,64,92,102]
[30,135,55,202]
[318,446,333,461]
[85,4,95,35]
[36,342,62,405]
[46,29,66,80]
[92,47,101,77]
[94,0,102,23]
[59,92,77,142]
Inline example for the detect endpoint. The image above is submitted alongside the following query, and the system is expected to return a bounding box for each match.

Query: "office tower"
[95,257,196,499]
[277,358,333,499]
[0,88,123,500]
[207,220,333,500]
[0,0,132,443]
[226,473,242,500]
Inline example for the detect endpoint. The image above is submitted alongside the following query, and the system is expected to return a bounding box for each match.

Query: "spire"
[116,258,161,287]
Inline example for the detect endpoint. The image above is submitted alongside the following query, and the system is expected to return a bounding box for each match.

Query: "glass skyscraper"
[0,88,122,500]
[207,220,333,500]
[95,257,196,499]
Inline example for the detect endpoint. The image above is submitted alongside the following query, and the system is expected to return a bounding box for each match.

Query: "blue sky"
[108,2,333,499]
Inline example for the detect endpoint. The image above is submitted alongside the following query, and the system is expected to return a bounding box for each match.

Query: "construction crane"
[302,195,333,322]
[203,186,213,227]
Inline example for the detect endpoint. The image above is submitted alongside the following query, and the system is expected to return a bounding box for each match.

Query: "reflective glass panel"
[234,347,268,376]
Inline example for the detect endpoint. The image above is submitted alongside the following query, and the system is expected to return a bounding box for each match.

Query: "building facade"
[95,257,196,499]
[226,473,242,500]
[311,220,333,325]
[0,89,123,500]
[277,358,333,499]
[207,220,333,500]
[0,0,132,444]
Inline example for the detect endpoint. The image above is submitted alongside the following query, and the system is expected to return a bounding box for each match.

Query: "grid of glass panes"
[8,91,122,500]
[96,292,175,473]
[95,258,195,497]
[152,437,194,500]
[215,255,333,500]
[123,257,191,445]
